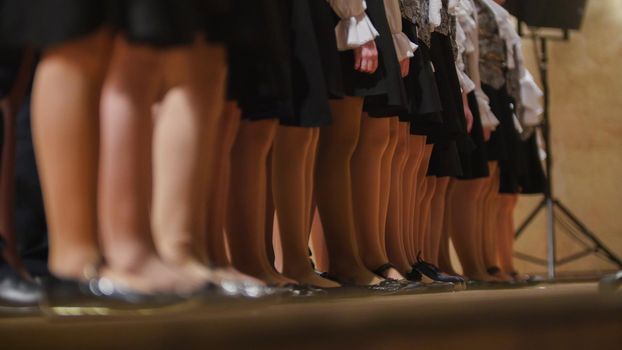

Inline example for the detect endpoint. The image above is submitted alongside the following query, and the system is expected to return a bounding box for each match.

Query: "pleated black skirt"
[0,0,229,49]
[239,0,333,128]
[518,132,546,194]
[337,0,406,117]
[458,92,490,180]
[400,19,444,126]
[482,83,523,193]
[229,0,291,119]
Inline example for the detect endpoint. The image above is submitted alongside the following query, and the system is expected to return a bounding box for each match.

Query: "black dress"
[0,0,228,48]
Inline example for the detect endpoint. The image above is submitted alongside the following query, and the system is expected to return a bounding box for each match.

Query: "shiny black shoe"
[413,253,466,285]
[40,275,187,316]
[405,268,455,292]
[0,270,42,315]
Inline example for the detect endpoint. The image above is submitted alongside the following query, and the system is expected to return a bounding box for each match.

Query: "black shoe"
[0,270,42,315]
[40,275,186,315]
[413,254,465,285]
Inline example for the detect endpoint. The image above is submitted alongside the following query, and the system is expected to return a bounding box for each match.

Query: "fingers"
[354,41,378,74]
[354,47,362,71]
[400,59,410,77]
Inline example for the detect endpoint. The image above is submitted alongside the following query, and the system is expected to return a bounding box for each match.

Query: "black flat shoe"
[0,271,42,315]
[413,254,465,285]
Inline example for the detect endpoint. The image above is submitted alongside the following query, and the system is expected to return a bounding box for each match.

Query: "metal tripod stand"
[513,31,622,279]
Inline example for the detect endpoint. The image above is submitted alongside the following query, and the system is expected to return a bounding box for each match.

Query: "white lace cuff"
[392,32,417,61]
[335,12,379,51]
[475,89,500,129]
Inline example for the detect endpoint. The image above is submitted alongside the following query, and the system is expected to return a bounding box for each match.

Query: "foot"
[282,269,341,289]
[326,265,384,286]
[369,262,407,281]
[233,263,298,287]
[101,254,206,295]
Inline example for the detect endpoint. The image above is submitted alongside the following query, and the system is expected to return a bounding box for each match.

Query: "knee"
[358,126,390,153]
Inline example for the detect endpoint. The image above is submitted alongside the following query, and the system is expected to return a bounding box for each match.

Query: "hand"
[354,40,379,74]
[399,58,410,77]
[462,93,474,134]
[483,127,492,141]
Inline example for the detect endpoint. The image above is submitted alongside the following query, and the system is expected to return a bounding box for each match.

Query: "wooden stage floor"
[1,282,621,350]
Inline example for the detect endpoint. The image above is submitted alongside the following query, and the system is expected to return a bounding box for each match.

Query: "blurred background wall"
[513,0,622,274]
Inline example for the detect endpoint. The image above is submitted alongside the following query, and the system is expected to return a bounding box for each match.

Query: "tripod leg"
[515,198,547,239]
[546,198,556,279]
[554,199,622,268]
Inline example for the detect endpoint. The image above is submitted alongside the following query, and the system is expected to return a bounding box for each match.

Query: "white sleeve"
[520,69,544,127]
[474,89,500,129]
[384,0,417,61]
[328,0,380,51]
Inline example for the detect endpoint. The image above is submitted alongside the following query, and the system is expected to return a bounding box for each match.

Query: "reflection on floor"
[1,282,621,350]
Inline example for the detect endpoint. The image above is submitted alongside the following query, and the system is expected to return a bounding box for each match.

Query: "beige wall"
[513,0,622,274]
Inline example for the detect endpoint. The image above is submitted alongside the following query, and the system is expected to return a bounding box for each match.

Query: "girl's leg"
[385,122,411,273]
[32,29,111,280]
[273,125,338,287]
[99,36,201,293]
[205,102,240,267]
[151,39,226,281]
[444,178,490,279]
[352,115,402,279]
[427,177,451,266]
[413,144,434,264]
[497,194,519,277]
[405,135,427,264]
[315,97,382,286]
[227,119,295,285]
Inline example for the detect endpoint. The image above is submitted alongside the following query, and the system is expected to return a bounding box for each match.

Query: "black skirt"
[229,0,291,121]
[0,0,228,49]
[518,132,546,194]
[482,83,523,194]
[457,92,490,180]
[239,0,333,127]
[278,0,332,127]
[338,0,406,117]
[400,20,444,129]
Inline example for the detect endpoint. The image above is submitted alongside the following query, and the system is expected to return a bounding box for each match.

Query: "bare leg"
[378,118,398,256]
[99,36,201,293]
[151,39,227,283]
[273,125,338,287]
[32,29,111,280]
[315,97,382,286]
[385,122,411,273]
